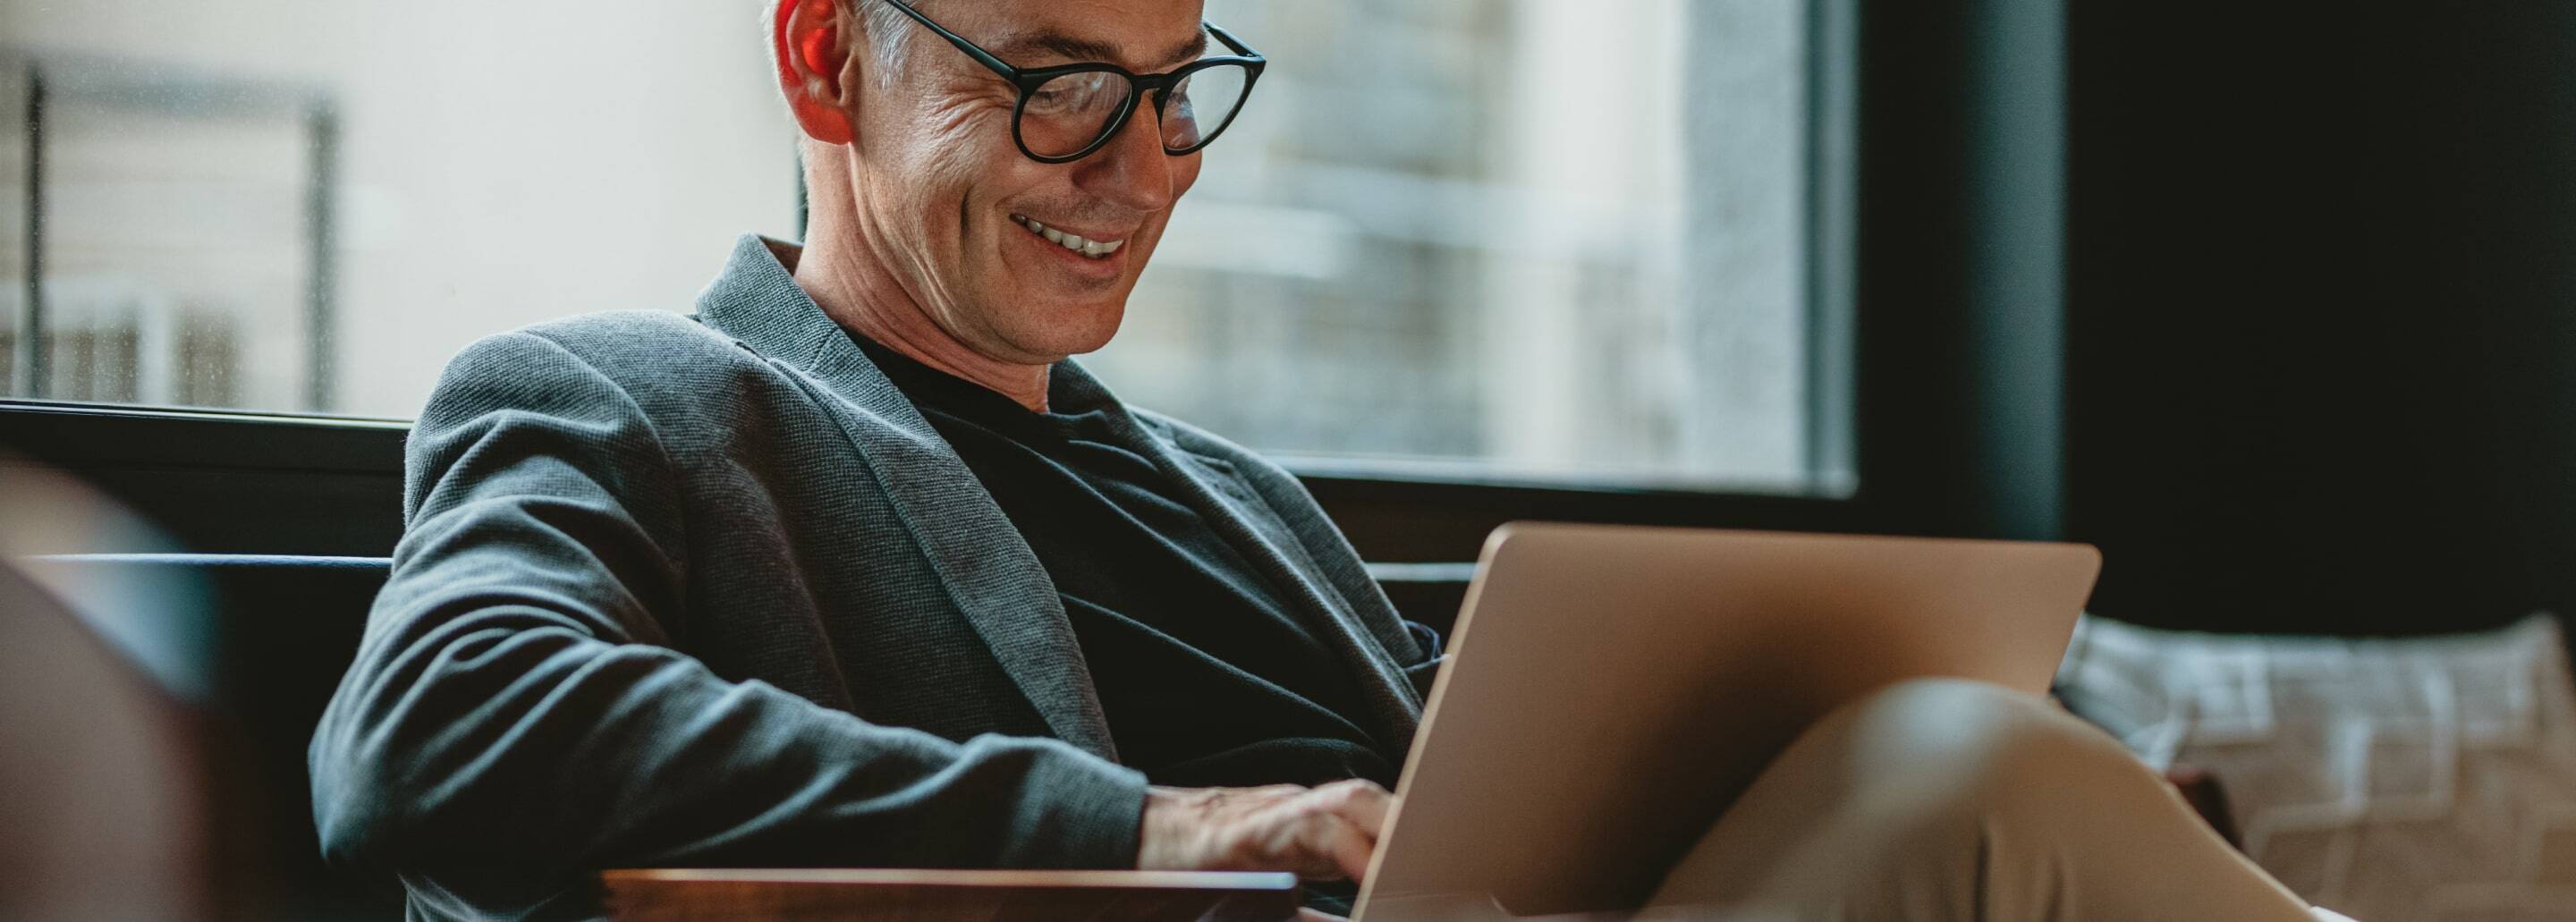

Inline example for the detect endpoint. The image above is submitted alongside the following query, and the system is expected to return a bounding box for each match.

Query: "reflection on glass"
[1093,0,1818,488]
[5,62,315,408]
[0,0,1823,490]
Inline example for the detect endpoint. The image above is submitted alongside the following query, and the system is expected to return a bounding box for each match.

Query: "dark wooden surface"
[600,868,1303,922]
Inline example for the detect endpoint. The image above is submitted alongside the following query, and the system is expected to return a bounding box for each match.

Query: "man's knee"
[1811,678,2159,848]
[1682,681,2301,919]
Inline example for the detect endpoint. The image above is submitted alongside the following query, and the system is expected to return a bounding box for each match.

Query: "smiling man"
[309,1,1424,918]
[309,1,2335,919]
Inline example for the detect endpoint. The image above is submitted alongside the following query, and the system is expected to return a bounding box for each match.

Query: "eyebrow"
[993,27,1211,72]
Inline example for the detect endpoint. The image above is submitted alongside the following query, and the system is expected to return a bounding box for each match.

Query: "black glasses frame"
[878,0,1267,164]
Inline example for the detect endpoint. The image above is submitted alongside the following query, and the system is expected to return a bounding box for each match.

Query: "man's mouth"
[1012,214,1126,260]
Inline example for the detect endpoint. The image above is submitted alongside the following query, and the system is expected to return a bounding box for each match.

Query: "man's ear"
[775,0,857,145]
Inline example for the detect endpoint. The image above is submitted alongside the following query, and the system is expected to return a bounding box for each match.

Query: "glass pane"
[45,84,305,407]
[0,3,799,417]
[0,63,24,393]
[1090,0,1830,490]
[0,0,1838,492]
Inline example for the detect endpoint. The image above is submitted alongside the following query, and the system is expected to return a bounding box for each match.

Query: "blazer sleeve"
[307,331,1147,903]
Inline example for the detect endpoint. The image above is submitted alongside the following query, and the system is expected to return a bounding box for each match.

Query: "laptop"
[1352,523,2102,920]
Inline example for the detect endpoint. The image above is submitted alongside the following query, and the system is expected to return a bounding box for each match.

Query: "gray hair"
[766,0,926,94]
[859,1,921,88]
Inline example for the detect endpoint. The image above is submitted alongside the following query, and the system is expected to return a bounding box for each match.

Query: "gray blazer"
[309,234,1439,918]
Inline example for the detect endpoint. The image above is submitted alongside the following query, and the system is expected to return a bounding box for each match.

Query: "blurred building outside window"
[0,0,1845,494]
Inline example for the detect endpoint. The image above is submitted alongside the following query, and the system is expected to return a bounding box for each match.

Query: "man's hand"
[1135,779,1394,883]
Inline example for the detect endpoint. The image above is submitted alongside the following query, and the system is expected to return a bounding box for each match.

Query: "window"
[0,4,799,419]
[2,1,1846,494]
[1,58,326,410]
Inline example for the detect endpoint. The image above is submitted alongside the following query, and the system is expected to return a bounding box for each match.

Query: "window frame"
[0,396,1869,564]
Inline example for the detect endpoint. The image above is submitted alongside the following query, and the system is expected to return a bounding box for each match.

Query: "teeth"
[1013,215,1126,259]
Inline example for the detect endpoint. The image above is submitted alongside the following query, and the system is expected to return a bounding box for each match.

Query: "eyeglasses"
[877,0,1266,164]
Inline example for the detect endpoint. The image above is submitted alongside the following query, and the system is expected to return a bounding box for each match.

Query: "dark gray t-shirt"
[854,334,1408,791]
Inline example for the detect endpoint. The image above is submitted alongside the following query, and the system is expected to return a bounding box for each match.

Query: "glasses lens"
[1019,71,1131,158]
[1160,62,1251,153]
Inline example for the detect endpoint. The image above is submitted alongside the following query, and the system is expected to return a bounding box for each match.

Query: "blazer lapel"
[1050,361,1428,750]
[691,236,1119,760]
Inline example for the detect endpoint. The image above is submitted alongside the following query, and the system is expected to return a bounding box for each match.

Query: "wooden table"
[603,868,1303,921]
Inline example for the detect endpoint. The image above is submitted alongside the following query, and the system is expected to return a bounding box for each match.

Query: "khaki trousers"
[1636,678,2319,921]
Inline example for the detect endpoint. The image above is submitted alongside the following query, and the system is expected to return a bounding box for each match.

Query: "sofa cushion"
[2056,613,2576,921]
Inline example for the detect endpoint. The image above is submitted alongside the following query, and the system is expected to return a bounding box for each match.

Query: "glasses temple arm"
[1206,22,1263,61]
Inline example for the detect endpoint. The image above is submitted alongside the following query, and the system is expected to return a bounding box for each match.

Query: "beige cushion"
[2057,614,2576,921]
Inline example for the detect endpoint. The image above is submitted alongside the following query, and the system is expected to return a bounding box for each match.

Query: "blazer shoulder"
[516,309,750,369]
[431,310,743,384]
[457,309,784,402]
[425,309,797,454]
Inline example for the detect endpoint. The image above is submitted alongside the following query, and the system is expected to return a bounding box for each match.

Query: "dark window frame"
[0,396,1871,564]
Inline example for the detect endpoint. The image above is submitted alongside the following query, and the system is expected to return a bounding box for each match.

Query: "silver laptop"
[1353,522,2101,920]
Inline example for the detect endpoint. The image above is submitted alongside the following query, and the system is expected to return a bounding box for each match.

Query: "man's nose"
[1072,101,1180,213]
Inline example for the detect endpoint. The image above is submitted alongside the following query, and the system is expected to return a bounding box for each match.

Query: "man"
[309,0,2333,918]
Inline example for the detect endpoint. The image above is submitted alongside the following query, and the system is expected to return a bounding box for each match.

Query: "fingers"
[1308,778,1394,840]
[1137,781,1392,884]
[1284,780,1390,880]
[1298,811,1377,882]
[1296,909,1351,922]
